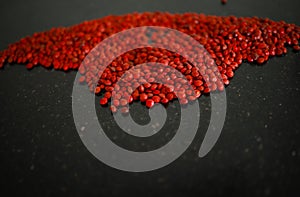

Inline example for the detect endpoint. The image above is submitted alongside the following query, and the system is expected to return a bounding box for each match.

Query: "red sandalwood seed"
[257,57,265,64]
[139,93,148,102]
[100,97,108,106]
[161,98,169,104]
[120,99,128,106]
[293,45,300,51]
[152,96,161,103]
[146,99,155,108]
[113,99,120,107]
[94,86,101,94]
[180,98,188,105]
[110,105,117,113]
[128,96,133,103]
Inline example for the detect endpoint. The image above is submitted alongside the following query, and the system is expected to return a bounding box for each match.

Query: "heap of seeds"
[0,12,299,113]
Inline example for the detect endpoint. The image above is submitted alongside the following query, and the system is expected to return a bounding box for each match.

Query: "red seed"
[112,99,120,107]
[180,98,188,105]
[293,45,300,51]
[26,63,33,69]
[128,96,133,103]
[161,98,169,104]
[152,95,161,103]
[194,80,203,87]
[139,85,145,92]
[146,99,155,108]
[153,89,160,95]
[104,91,111,98]
[94,86,101,94]
[166,93,174,101]
[226,70,234,78]
[257,57,265,64]
[144,83,151,89]
[139,93,148,102]
[110,105,117,113]
[120,98,128,106]
[100,97,108,106]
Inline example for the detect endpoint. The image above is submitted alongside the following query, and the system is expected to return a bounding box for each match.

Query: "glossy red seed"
[139,93,148,102]
[152,95,161,103]
[146,99,155,108]
[100,97,108,106]
[94,87,101,94]
[161,98,169,104]
[194,80,203,87]
[139,85,145,92]
[226,70,234,78]
[128,96,133,103]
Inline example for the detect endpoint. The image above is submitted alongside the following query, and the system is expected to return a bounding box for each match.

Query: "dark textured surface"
[0,0,300,196]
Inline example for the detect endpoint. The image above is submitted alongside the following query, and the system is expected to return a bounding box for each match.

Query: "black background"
[0,0,300,196]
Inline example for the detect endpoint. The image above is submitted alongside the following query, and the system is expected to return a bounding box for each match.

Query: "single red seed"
[26,63,33,69]
[153,89,160,95]
[194,80,203,87]
[293,45,300,51]
[128,96,133,103]
[152,95,161,103]
[120,98,128,106]
[226,70,234,78]
[161,98,169,104]
[94,86,101,94]
[113,99,120,107]
[110,105,117,113]
[180,98,188,105]
[100,97,108,106]
[257,57,265,64]
[146,99,155,108]
[144,83,151,88]
[139,93,148,102]
[104,91,112,98]
[139,85,145,92]
[166,93,174,101]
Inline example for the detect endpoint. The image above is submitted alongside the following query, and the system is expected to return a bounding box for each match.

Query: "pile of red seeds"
[0,12,299,113]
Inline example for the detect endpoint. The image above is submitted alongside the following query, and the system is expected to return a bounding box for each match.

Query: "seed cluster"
[0,12,299,113]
